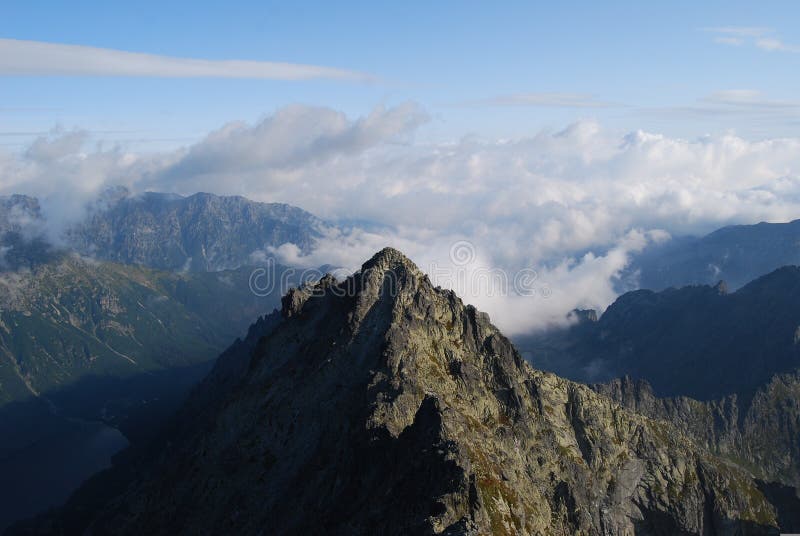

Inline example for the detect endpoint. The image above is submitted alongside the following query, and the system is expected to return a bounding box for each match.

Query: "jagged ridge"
[21,248,794,535]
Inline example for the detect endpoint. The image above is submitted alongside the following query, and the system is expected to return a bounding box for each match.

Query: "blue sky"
[2,1,800,149]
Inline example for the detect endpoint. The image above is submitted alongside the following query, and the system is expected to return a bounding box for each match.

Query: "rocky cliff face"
[594,373,800,494]
[29,248,795,535]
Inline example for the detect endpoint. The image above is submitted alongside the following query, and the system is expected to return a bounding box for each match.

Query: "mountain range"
[16,249,798,535]
[1,190,323,273]
[625,218,800,291]
[3,191,800,534]
[0,189,323,418]
[67,190,323,272]
[520,266,800,401]
[0,190,321,531]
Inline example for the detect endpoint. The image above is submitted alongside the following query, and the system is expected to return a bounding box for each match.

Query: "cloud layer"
[0,38,370,80]
[4,104,800,333]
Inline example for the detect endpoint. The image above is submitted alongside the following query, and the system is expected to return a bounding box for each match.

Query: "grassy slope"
[0,257,285,406]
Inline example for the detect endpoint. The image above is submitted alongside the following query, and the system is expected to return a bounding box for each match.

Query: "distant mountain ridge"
[68,191,324,271]
[0,190,324,272]
[627,218,800,291]
[522,265,800,401]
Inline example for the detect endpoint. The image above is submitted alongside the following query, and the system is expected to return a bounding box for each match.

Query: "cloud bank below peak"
[0,38,372,81]
[4,103,800,332]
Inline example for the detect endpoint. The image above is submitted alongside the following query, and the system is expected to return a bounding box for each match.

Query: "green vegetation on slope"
[0,256,286,407]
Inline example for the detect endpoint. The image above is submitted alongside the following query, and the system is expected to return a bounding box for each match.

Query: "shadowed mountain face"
[0,256,285,410]
[0,255,291,531]
[626,219,800,291]
[0,192,318,531]
[522,266,800,401]
[23,248,795,535]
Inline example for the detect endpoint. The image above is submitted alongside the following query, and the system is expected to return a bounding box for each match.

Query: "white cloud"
[5,105,800,333]
[706,89,762,104]
[702,89,800,109]
[0,38,372,81]
[154,103,427,191]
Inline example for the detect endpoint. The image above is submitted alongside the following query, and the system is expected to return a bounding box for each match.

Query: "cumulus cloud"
[0,38,371,81]
[152,103,428,192]
[5,104,800,333]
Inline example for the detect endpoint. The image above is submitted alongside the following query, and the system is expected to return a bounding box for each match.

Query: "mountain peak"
[361,246,419,273]
[45,248,787,535]
[281,248,430,323]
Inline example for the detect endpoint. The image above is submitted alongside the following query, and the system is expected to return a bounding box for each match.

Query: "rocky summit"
[25,248,798,535]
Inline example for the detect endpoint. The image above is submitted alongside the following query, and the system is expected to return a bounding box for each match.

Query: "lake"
[0,416,128,533]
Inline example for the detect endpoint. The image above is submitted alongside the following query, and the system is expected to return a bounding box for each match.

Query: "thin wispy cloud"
[0,38,373,81]
[714,37,744,46]
[0,107,62,112]
[0,132,48,137]
[638,89,800,127]
[470,93,619,109]
[704,27,773,38]
[703,89,800,109]
[704,27,800,53]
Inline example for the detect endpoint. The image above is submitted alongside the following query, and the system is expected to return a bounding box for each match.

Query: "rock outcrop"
[594,373,800,494]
